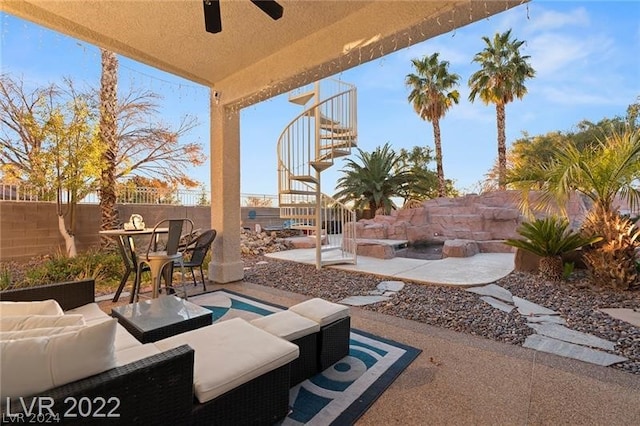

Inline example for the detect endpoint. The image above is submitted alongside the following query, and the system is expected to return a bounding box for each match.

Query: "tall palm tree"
[99,49,119,247]
[333,143,410,215]
[468,29,535,190]
[406,53,460,197]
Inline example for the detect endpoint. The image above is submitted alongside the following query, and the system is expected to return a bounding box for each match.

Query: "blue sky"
[1,1,639,196]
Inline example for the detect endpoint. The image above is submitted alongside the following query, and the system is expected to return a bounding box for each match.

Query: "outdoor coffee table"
[111,295,212,343]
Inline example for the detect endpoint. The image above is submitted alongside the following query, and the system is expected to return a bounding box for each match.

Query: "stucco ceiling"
[2,0,526,107]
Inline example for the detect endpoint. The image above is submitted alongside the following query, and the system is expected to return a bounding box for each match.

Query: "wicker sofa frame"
[0,280,291,425]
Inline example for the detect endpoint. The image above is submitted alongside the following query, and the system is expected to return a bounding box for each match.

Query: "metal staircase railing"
[277,79,358,268]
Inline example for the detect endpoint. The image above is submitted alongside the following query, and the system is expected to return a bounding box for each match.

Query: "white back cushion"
[0,325,86,341]
[0,314,85,331]
[0,300,64,317]
[0,318,117,399]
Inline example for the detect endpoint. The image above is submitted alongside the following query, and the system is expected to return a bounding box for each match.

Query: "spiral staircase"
[277,79,358,269]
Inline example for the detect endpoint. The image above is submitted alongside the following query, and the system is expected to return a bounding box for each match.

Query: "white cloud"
[539,86,626,106]
[525,6,590,33]
[527,33,613,77]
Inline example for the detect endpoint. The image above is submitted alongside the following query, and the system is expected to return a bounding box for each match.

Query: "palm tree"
[406,53,460,197]
[333,143,411,216]
[99,49,119,247]
[510,128,640,289]
[468,29,535,190]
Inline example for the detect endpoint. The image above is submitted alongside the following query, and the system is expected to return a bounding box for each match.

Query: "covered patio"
[1,0,526,284]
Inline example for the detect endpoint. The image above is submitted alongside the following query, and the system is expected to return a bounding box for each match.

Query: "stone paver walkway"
[336,278,629,367]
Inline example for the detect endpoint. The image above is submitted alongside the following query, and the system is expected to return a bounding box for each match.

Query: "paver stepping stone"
[526,315,566,325]
[339,295,391,306]
[599,308,640,328]
[378,281,405,293]
[527,323,616,350]
[513,296,558,316]
[467,284,514,303]
[480,296,514,313]
[523,334,627,366]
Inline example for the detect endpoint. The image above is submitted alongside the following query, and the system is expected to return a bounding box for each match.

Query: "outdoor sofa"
[0,279,298,425]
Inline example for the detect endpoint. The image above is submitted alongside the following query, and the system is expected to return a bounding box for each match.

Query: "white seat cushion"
[0,300,64,317]
[154,317,299,403]
[0,314,85,331]
[0,318,117,399]
[66,303,110,322]
[289,298,350,326]
[115,343,161,367]
[251,310,320,341]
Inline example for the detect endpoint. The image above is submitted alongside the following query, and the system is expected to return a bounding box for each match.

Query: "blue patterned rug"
[190,290,421,425]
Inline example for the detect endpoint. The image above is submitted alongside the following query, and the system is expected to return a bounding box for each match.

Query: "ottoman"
[251,310,321,385]
[154,317,299,425]
[289,298,351,371]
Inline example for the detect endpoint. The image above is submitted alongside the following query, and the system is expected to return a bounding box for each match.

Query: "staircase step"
[290,175,318,184]
[303,110,339,126]
[317,150,351,162]
[320,140,356,149]
[321,258,357,266]
[320,133,356,141]
[289,91,314,105]
[280,189,316,195]
[310,161,333,171]
[279,202,316,208]
[319,123,351,133]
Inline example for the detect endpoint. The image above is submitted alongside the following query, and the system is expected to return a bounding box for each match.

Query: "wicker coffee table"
[111,295,212,343]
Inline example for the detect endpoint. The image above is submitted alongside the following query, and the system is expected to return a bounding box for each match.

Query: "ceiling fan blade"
[250,0,284,20]
[203,0,222,34]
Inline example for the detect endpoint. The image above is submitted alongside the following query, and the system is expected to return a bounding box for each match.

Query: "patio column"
[208,96,243,283]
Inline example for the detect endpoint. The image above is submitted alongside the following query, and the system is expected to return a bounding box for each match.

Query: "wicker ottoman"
[251,310,320,385]
[154,317,299,425]
[289,298,351,371]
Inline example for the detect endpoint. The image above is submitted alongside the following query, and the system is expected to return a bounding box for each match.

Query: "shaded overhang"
[2,0,526,107]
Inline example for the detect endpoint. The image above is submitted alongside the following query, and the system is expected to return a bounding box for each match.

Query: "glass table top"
[112,295,211,332]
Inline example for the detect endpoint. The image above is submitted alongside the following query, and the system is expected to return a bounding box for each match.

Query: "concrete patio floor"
[265,248,516,287]
[208,281,640,425]
[100,251,640,425]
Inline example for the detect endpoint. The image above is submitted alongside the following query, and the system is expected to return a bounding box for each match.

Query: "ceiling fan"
[203,0,284,34]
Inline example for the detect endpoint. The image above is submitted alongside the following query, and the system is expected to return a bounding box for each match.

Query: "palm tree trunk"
[496,103,507,190]
[99,49,119,247]
[432,119,445,197]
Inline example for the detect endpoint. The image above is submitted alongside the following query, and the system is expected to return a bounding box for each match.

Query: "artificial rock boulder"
[354,192,526,248]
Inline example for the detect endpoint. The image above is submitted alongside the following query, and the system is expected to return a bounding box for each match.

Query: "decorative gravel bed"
[242,255,640,375]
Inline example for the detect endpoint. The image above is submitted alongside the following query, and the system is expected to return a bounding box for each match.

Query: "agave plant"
[505,216,602,281]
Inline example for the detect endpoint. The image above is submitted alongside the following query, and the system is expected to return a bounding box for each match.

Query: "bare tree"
[0,73,206,256]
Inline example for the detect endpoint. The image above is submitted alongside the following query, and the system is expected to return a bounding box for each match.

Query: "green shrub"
[562,262,575,280]
[17,250,123,289]
[505,216,602,282]
[0,266,11,291]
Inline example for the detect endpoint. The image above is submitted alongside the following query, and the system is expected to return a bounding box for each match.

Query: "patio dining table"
[99,228,168,303]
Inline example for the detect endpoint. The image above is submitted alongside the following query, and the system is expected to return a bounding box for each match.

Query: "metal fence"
[0,183,277,207]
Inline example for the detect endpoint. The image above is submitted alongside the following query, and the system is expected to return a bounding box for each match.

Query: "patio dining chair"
[133,218,194,301]
[175,229,216,291]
